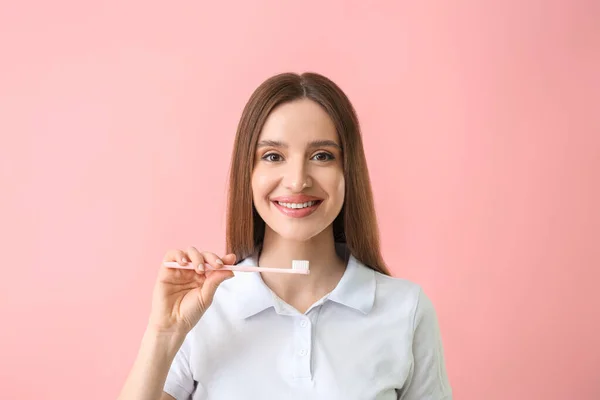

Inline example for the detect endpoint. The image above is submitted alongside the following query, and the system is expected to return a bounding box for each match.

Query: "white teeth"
[277,201,317,209]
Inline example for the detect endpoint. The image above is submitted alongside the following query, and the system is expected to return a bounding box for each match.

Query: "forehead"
[259,98,338,143]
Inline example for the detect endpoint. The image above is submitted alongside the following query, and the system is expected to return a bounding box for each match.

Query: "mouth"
[271,199,323,218]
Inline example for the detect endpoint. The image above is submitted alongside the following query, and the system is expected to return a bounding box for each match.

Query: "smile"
[276,201,318,209]
[272,200,322,218]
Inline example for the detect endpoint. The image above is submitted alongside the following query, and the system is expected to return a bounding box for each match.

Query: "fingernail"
[216,259,223,265]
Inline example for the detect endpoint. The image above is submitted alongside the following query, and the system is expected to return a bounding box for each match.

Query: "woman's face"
[251,98,345,242]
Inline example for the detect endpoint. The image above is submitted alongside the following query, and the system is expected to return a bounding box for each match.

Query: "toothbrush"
[163,260,310,275]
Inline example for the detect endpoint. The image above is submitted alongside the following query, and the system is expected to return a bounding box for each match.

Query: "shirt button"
[300,319,308,328]
[298,349,308,356]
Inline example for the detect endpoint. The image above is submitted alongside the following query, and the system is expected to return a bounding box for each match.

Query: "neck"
[257,226,346,313]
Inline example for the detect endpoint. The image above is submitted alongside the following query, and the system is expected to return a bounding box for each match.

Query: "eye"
[312,152,335,162]
[262,153,283,162]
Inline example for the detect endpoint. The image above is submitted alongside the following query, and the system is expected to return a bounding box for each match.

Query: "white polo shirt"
[164,250,452,400]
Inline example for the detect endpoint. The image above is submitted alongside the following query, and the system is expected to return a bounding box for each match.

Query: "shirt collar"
[327,254,376,314]
[231,254,277,319]
[232,245,376,319]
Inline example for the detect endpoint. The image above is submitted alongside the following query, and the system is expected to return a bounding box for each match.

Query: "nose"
[283,158,312,192]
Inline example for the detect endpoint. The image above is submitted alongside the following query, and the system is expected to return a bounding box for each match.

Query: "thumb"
[200,269,234,307]
[220,253,237,265]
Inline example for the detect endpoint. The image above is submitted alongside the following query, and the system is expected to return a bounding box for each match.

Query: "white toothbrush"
[163,260,310,275]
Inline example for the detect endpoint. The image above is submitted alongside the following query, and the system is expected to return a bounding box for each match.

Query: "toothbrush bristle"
[291,260,310,270]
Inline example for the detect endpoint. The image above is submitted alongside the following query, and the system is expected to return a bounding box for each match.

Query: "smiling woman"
[250,98,346,247]
[227,73,389,275]
[118,72,452,400]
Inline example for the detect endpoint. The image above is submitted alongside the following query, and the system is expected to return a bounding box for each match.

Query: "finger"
[200,251,225,270]
[162,249,187,263]
[179,252,189,265]
[160,249,191,268]
[158,249,195,282]
[201,269,234,307]
[186,246,206,273]
[220,253,237,266]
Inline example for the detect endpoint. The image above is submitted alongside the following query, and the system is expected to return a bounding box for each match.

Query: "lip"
[271,195,323,219]
[270,194,323,203]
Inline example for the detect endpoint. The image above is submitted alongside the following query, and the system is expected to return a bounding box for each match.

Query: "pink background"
[1,1,599,399]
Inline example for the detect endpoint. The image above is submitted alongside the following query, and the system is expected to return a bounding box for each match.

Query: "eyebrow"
[257,139,342,151]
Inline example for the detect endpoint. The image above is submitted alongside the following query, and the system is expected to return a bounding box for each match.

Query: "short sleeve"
[399,288,452,400]
[164,336,195,400]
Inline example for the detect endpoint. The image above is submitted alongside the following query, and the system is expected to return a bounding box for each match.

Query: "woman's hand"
[148,247,235,336]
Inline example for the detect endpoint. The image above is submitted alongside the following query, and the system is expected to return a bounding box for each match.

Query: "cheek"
[319,168,345,201]
[251,169,277,200]
[336,176,345,198]
[335,175,345,203]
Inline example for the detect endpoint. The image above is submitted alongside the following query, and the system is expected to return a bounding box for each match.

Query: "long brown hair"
[225,72,390,276]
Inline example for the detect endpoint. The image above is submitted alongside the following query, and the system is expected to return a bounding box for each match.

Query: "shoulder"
[373,270,422,306]
[373,270,421,294]
[370,269,438,329]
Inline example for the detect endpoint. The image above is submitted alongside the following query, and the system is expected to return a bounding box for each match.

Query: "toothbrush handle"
[224,265,309,274]
[162,262,309,275]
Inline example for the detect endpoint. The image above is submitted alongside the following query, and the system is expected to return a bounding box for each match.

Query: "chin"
[261,219,319,241]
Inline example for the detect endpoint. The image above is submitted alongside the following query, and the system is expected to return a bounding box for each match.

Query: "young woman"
[118,72,452,400]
